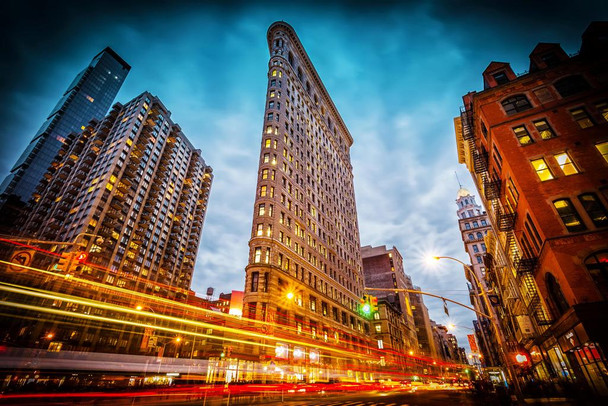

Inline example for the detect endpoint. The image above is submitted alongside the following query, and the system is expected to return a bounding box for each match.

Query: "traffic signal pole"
[363,287,493,319]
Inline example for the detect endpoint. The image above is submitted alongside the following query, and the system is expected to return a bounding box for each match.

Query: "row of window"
[531,151,580,181]
[553,193,608,232]
[531,143,608,182]
[464,219,487,229]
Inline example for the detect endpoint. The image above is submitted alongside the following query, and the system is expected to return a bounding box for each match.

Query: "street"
[0,387,582,406]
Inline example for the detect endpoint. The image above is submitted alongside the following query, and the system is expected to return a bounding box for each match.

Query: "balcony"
[497,208,516,231]
[484,180,502,200]
[473,151,488,173]
[514,256,538,274]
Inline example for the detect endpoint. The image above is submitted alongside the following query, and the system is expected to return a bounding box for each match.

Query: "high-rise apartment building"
[24,91,212,294]
[361,245,418,353]
[454,188,500,367]
[0,47,130,231]
[456,22,608,395]
[243,22,371,378]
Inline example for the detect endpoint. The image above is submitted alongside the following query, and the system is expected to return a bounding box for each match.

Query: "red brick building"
[456,22,608,396]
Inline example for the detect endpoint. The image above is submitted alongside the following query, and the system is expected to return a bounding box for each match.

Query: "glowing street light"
[286,292,294,300]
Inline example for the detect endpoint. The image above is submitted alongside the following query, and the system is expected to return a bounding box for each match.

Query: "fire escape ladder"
[473,151,489,174]
[497,206,516,231]
[484,178,502,200]
[460,107,475,141]
[522,273,552,326]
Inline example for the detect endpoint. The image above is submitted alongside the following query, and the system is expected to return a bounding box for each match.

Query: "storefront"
[558,324,608,396]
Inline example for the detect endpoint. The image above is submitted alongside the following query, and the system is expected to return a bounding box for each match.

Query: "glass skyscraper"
[0,47,130,210]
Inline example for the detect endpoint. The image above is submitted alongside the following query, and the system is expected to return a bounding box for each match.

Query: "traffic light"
[75,252,88,262]
[360,295,372,317]
[370,296,378,313]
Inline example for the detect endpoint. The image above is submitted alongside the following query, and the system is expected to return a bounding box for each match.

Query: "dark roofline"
[98,47,131,70]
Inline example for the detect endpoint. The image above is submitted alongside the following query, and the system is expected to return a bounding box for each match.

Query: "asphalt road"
[0,388,516,406]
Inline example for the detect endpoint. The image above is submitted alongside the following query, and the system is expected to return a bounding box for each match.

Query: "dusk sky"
[1,0,606,351]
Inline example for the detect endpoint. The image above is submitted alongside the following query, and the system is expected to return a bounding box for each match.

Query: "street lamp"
[433,255,522,399]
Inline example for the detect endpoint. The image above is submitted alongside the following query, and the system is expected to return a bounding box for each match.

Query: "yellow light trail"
[0,281,376,362]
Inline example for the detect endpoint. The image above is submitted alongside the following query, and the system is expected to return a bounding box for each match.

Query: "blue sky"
[1,0,605,351]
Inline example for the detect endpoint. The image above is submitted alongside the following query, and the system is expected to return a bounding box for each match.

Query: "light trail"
[0,281,376,362]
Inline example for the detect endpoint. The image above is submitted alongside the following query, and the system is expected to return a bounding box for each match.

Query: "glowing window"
[513,125,533,145]
[596,142,608,163]
[256,224,263,236]
[533,119,556,140]
[254,247,262,263]
[553,199,586,232]
[531,158,554,181]
[570,108,594,128]
[554,152,578,175]
[578,193,608,227]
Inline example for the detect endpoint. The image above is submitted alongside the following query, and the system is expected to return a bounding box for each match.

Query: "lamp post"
[433,256,522,399]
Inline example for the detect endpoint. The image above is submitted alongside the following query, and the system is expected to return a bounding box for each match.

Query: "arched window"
[476,232,483,239]
[468,233,474,240]
[502,94,532,115]
[554,75,590,98]
[545,273,570,318]
[585,251,608,300]
[288,52,294,67]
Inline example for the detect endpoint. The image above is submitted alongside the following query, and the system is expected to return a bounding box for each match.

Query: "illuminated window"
[596,142,608,163]
[272,69,277,77]
[513,125,533,145]
[263,154,269,163]
[531,158,554,181]
[578,193,608,227]
[258,204,265,216]
[553,199,586,232]
[266,126,273,134]
[256,224,263,236]
[375,325,381,333]
[502,94,532,115]
[254,247,262,263]
[596,101,608,122]
[570,108,594,128]
[86,95,94,103]
[262,169,268,179]
[266,225,272,237]
[533,119,556,140]
[265,139,271,148]
[554,152,578,175]
[260,186,267,197]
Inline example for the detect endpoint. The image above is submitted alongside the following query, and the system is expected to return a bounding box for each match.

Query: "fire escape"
[460,106,552,335]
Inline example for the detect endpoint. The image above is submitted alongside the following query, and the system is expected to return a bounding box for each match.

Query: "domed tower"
[455,188,500,367]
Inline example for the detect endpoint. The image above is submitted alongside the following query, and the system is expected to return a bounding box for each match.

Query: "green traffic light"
[362,303,371,313]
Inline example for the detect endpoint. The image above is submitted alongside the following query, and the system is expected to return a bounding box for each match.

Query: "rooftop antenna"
[455,171,463,189]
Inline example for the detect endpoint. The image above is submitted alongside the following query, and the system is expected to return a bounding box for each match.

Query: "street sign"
[9,250,35,271]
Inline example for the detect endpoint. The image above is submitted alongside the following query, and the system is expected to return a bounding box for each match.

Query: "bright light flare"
[286,292,294,300]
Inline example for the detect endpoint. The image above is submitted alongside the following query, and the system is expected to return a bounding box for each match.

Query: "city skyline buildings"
[23,91,212,293]
[1,1,605,353]
[0,47,130,219]
[242,22,373,378]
